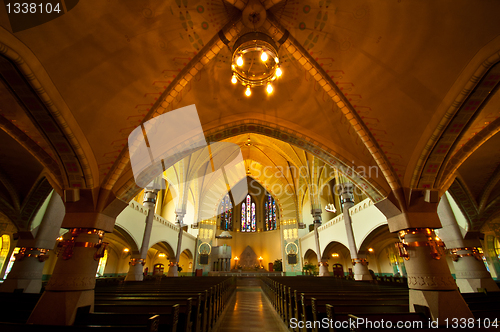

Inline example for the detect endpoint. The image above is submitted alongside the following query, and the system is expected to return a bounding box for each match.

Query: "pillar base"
[0,249,46,293]
[124,263,144,282]
[409,289,473,321]
[28,289,94,325]
[167,265,178,277]
[353,262,372,281]
[457,278,500,293]
[319,265,330,277]
[0,278,42,293]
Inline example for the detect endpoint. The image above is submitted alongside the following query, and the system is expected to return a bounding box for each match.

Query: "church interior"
[1,0,500,330]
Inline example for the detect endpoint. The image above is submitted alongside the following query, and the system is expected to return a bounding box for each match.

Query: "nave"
[2,275,499,331]
[214,278,288,332]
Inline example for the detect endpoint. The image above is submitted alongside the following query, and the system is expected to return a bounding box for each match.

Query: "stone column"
[437,194,499,293]
[395,227,473,320]
[340,183,372,280]
[168,211,185,277]
[125,188,159,281]
[311,209,329,276]
[376,190,474,321]
[1,192,65,293]
[28,226,109,325]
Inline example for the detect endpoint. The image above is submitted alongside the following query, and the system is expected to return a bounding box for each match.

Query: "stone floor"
[214,278,289,332]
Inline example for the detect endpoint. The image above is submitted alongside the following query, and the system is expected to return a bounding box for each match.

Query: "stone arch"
[0,26,98,190]
[179,248,194,272]
[112,225,139,252]
[149,241,176,261]
[322,241,351,273]
[303,248,318,267]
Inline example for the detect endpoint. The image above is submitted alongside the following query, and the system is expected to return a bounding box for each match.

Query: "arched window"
[265,194,277,231]
[241,194,256,232]
[219,194,233,231]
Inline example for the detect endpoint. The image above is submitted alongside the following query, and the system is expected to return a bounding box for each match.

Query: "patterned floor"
[214,278,289,332]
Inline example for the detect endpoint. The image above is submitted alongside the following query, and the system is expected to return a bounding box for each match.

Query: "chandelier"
[231,32,283,96]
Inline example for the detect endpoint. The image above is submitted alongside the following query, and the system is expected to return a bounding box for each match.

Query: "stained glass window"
[241,194,256,232]
[219,194,233,230]
[265,194,277,231]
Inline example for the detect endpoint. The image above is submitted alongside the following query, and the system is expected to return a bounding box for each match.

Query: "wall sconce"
[368,248,374,253]
[331,253,339,258]
[158,253,166,258]
[121,248,131,259]
[234,256,239,269]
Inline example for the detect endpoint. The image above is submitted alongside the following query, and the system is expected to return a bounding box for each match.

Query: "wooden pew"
[0,314,160,332]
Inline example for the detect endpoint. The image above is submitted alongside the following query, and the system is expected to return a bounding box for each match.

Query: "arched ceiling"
[1,1,500,220]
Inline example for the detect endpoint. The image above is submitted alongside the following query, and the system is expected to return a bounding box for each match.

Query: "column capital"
[448,247,483,262]
[311,208,322,224]
[14,247,50,263]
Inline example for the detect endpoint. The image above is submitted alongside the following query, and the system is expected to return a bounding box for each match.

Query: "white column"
[341,183,372,280]
[168,211,185,277]
[438,194,499,293]
[311,209,329,276]
[125,188,159,281]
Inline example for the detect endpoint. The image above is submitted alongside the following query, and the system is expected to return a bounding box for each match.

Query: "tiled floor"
[215,278,289,332]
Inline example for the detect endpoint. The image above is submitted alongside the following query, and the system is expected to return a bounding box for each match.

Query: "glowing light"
[231,75,237,84]
[245,86,251,96]
[237,56,243,67]
[276,67,282,77]
[266,83,273,94]
[57,236,63,241]
[332,253,339,257]
[275,57,279,64]
[368,248,374,253]
[123,248,129,252]
[159,253,166,258]
[261,51,268,62]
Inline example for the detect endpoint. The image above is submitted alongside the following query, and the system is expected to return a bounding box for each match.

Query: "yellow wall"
[220,230,282,270]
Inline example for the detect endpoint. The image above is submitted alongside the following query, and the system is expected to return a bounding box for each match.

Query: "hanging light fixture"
[231,32,282,96]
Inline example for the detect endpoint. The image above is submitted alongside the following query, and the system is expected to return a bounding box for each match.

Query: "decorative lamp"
[231,32,282,96]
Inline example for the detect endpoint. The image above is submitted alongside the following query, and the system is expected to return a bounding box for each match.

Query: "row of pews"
[0,276,235,332]
[262,276,426,331]
[262,276,500,331]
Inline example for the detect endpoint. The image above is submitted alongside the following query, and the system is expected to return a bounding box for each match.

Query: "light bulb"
[275,57,279,64]
[237,56,243,67]
[231,75,237,84]
[276,67,282,77]
[266,83,273,94]
[261,52,268,62]
[245,86,251,96]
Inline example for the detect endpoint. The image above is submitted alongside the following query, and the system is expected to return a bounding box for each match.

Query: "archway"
[0,234,11,278]
[322,241,351,275]
[303,249,318,269]
[357,225,402,277]
[179,249,193,273]
[148,241,176,275]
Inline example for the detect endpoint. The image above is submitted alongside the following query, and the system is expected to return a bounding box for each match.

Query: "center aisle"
[214,278,289,332]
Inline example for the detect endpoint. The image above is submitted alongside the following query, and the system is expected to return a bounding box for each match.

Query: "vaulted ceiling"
[1,0,500,230]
